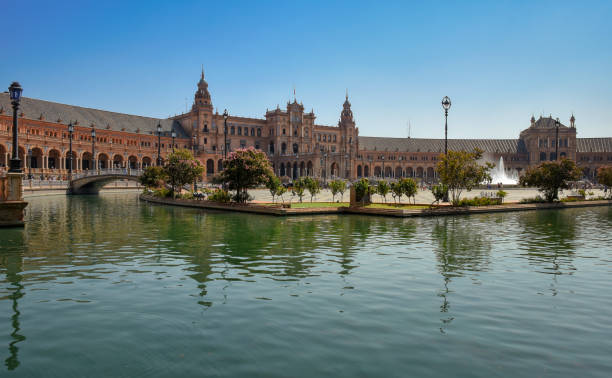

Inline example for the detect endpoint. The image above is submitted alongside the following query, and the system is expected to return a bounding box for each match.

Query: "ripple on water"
[0,194,611,377]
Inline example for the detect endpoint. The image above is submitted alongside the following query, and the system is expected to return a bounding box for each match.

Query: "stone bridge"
[69,169,142,194]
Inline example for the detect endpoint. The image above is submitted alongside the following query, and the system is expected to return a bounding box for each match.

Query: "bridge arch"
[69,171,141,194]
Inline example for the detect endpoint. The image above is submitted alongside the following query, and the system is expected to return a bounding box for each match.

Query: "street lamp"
[68,122,74,178]
[441,96,451,202]
[27,148,32,177]
[91,127,96,171]
[441,96,451,157]
[381,155,385,178]
[171,129,176,153]
[555,117,560,161]
[8,82,23,173]
[223,109,229,160]
[156,123,162,166]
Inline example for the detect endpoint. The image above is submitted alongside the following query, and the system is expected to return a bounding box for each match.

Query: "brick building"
[1,71,611,182]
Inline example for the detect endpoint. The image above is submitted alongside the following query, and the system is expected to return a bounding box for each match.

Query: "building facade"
[1,71,611,182]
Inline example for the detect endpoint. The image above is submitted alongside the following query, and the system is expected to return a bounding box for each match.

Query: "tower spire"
[346,88,348,101]
[201,65,204,80]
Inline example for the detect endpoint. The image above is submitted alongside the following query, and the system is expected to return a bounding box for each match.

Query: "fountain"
[489,156,519,185]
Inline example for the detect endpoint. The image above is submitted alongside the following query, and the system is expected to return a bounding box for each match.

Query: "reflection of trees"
[431,216,492,333]
[516,210,577,276]
[0,231,26,371]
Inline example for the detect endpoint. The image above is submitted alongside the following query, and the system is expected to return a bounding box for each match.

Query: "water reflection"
[516,210,577,276]
[431,216,492,333]
[0,231,26,371]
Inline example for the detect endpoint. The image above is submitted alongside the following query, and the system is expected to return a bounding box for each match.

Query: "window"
[282,128,286,135]
[540,152,547,161]
[293,143,298,154]
[238,127,242,135]
[204,138,207,144]
[251,128,255,136]
[281,143,287,154]
[257,128,261,137]
[333,135,336,142]
[323,135,327,142]
[231,126,235,135]
[318,134,321,141]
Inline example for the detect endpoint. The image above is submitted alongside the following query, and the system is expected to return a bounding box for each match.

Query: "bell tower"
[190,67,213,150]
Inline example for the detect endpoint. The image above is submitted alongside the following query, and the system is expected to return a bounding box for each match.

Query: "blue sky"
[2,0,611,138]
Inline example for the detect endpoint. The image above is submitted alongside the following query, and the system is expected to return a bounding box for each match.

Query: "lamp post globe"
[8,82,23,173]
[171,129,176,153]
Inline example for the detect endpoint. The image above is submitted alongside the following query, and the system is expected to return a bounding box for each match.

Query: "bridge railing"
[71,168,143,180]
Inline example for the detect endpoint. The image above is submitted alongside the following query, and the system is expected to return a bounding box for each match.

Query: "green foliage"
[163,149,204,197]
[577,189,587,198]
[400,178,418,204]
[436,149,493,206]
[179,192,194,200]
[431,184,447,206]
[214,147,275,203]
[519,159,583,202]
[303,177,321,202]
[153,187,171,198]
[353,178,373,205]
[497,190,507,199]
[457,196,501,207]
[390,181,403,203]
[266,175,283,203]
[597,166,612,197]
[377,180,390,202]
[138,166,166,188]
[329,179,347,202]
[291,177,307,203]
[208,188,231,203]
[518,196,547,204]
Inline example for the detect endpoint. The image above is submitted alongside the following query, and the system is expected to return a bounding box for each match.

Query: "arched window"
[269,142,275,154]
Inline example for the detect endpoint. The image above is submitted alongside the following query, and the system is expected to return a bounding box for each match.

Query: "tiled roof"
[532,116,570,129]
[0,93,188,138]
[576,138,612,153]
[358,136,519,153]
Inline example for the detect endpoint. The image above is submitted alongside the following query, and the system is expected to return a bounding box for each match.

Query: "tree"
[390,181,403,204]
[338,180,347,202]
[354,178,374,206]
[291,177,306,203]
[400,178,418,204]
[138,166,166,189]
[436,149,493,206]
[430,184,447,206]
[598,166,612,198]
[519,159,583,201]
[214,147,275,203]
[266,175,283,203]
[377,180,390,203]
[163,149,204,197]
[329,179,346,202]
[304,177,321,202]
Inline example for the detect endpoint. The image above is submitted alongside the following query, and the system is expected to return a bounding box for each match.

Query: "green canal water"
[1,193,611,377]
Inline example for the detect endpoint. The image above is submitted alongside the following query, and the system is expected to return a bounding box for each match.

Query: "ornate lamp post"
[91,127,96,171]
[68,122,74,178]
[442,96,451,157]
[441,96,451,202]
[8,82,23,173]
[381,155,385,178]
[223,109,229,160]
[555,117,560,161]
[171,129,176,153]
[156,123,162,166]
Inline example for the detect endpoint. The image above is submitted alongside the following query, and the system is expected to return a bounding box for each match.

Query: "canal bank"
[139,193,612,217]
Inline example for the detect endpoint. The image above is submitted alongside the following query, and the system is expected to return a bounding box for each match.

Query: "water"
[489,156,519,185]
[1,193,611,377]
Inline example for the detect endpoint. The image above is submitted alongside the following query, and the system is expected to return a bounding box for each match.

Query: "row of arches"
[0,145,156,171]
[279,161,315,179]
[356,165,436,179]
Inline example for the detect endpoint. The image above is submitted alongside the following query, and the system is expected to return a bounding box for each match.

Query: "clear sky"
[2,0,611,139]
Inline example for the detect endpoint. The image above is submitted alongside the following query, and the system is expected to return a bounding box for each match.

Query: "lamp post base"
[9,158,22,173]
